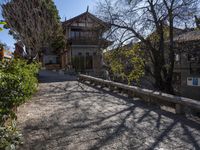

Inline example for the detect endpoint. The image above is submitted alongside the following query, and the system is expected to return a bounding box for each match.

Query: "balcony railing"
[68,37,112,47]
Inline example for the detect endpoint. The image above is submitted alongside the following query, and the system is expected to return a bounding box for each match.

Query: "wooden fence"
[78,74,200,115]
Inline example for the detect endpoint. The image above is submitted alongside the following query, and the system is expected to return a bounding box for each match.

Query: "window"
[70,29,81,39]
[86,52,90,56]
[188,53,198,62]
[80,32,85,38]
[70,31,76,38]
[75,31,80,38]
[78,52,82,56]
[190,67,200,75]
[56,57,60,64]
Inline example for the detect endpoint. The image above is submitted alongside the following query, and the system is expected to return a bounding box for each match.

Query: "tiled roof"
[173,30,200,42]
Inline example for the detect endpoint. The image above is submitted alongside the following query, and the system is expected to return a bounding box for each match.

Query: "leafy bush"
[0,59,40,149]
[104,44,144,85]
[0,120,23,150]
[0,59,40,121]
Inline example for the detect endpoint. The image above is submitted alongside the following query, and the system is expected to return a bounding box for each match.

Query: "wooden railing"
[78,74,200,115]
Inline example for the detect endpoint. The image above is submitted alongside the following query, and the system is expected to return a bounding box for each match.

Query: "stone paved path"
[17,71,200,150]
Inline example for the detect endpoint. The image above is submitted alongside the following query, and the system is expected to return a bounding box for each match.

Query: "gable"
[63,12,108,29]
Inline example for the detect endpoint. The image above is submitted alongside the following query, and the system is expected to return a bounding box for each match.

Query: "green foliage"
[0,59,40,149]
[147,26,172,43]
[42,0,66,50]
[0,21,6,32]
[0,120,23,150]
[2,0,65,57]
[0,59,40,123]
[51,35,66,50]
[104,44,144,84]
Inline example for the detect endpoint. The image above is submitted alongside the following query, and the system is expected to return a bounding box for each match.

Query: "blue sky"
[0,0,97,51]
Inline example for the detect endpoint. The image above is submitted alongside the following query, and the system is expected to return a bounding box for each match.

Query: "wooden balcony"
[67,37,113,48]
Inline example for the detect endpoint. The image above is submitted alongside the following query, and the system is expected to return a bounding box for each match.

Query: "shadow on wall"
[19,81,200,150]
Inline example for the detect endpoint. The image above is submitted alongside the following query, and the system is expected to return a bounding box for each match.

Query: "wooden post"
[89,80,93,85]
[175,104,184,115]
[146,96,152,106]
[93,81,98,87]
[109,85,114,92]
[127,90,134,98]
[100,83,105,89]
[117,87,122,93]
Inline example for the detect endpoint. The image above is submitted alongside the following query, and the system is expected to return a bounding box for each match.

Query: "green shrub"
[0,59,40,149]
[0,59,40,121]
[0,120,23,150]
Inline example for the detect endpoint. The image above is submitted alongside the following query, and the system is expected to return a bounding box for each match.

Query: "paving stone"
[17,73,200,150]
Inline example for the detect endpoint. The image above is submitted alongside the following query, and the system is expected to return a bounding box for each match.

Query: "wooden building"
[173,30,200,100]
[0,47,12,61]
[62,10,111,75]
[42,10,112,75]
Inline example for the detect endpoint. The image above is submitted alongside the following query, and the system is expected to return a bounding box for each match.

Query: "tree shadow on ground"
[19,81,200,150]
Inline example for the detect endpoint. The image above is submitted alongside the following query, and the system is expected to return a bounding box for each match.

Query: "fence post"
[109,84,114,92]
[127,90,135,98]
[100,83,105,88]
[175,104,184,115]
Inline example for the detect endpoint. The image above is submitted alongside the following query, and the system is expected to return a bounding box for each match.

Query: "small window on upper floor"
[70,29,81,39]
[78,52,82,56]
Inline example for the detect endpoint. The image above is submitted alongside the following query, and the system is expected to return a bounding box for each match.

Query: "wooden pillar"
[40,54,45,67]
[146,96,152,106]
[127,90,135,98]
[100,83,105,88]
[60,54,63,69]
[175,104,184,115]
[109,85,115,92]
[60,51,66,69]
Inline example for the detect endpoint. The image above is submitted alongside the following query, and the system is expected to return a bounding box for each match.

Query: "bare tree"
[96,0,199,93]
[1,0,65,61]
